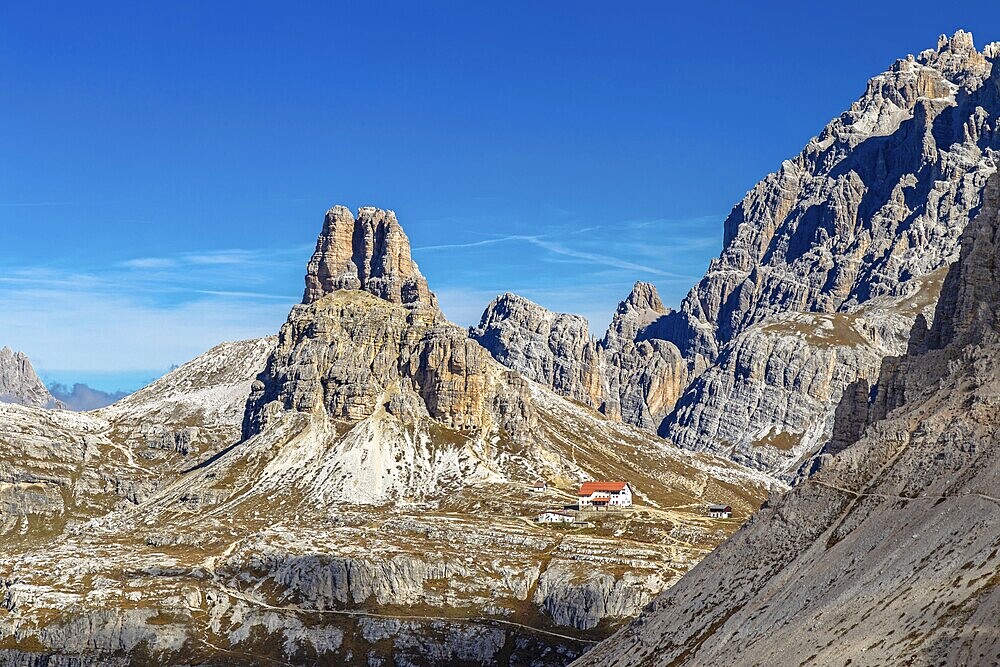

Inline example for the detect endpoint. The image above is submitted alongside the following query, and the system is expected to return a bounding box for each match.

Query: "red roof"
[578,481,628,496]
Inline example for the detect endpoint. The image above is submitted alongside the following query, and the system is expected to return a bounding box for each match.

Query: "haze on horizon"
[3,1,999,392]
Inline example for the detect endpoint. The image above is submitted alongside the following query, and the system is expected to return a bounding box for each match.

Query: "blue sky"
[3,2,999,392]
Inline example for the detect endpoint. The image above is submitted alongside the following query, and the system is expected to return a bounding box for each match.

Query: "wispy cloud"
[194,289,298,301]
[413,235,539,252]
[415,212,725,336]
[185,250,261,265]
[115,245,313,273]
[596,214,725,231]
[416,233,683,278]
[0,242,307,373]
[122,257,177,269]
[1,285,289,372]
[526,238,685,278]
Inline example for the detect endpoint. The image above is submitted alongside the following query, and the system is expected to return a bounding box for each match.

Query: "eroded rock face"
[600,283,691,430]
[479,32,1000,477]
[602,282,667,347]
[470,293,605,410]
[573,172,1000,667]
[472,283,693,431]
[661,269,945,476]
[0,348,59,409]
[652,32,1000,474]
[672,31,998,353]
[244,291,535,443]
[302,205,439,310]
[533,564,664,631]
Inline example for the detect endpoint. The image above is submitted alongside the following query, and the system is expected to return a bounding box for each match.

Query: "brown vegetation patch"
[753,429,804,452]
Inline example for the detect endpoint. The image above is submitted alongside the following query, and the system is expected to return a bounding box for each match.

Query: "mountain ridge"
[572,169,1000,667]
[0,206,775,666]
[474,29,1000,478]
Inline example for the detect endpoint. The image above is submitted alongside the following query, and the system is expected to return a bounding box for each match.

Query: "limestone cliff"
[302,205,439,310]
[600,283,691,430]
[573,171,1000,667]
[667,30,999,354]
[655,31,1000,473]
[0,348,60,409]
[477,31,1000,477]
[662,268,945,474]
[471,283,692,432]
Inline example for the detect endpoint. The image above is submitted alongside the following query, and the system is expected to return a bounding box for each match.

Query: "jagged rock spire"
[603,281,668,348]
[622,281,665,312]
[302,206,439,310]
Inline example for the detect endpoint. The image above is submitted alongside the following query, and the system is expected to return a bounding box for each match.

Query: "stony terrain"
[574,172,1000,667]
[662,267,946,474]
[476,31,1000,477]
[0,347,60,409]
[0,207,776,666]
[6,29,997,666]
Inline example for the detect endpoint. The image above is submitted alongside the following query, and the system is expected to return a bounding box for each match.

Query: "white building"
[536,510,575,523]
[577,481,633,509]
[708,504,732,519]
[529,480,547,493]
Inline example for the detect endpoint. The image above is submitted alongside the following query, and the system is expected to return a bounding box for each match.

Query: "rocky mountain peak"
[302,205,439,310]
[470,293,605,411]
[577,170,1000,667]
[251,208,534,447]
[643,30,1000,472]
[918,29,993,87]
[0,346,60,409]
[603,281,668,348]
[471,284,691,431]
[623,281,665,314]
[477,292,548,324]
[936,29,976,55]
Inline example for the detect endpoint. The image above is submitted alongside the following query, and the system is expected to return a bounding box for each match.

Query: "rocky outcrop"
[472,283,693,431]
[574,171,1000,667]
[651,32,1000,474]
[533,564,665,631]
[0,348,59,409]
[478,32,1000,476]
[661,268,945,476]
[602,282,667,347]
[0,207,775,666]
[470,293,605,410]
[245,290,535,446]
[302,205,439,310]
[600,283,692,430]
